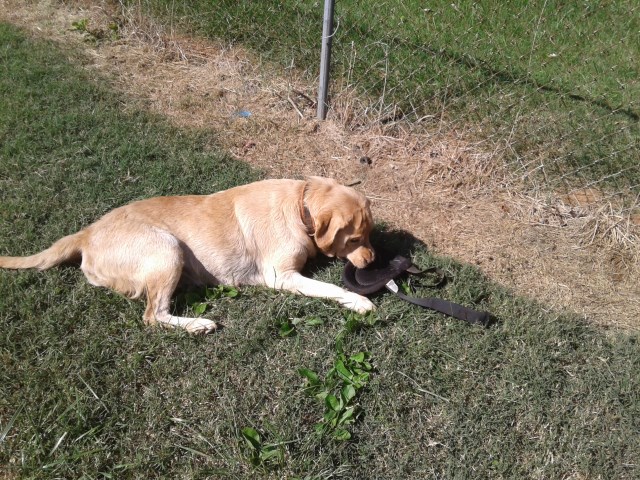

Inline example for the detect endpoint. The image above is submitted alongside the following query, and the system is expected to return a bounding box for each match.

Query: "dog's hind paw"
[340,292,375,314]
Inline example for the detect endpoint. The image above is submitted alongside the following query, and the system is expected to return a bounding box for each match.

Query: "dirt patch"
[2,0,638,329]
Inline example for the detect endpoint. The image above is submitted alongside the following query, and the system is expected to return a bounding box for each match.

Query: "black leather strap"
[343,254,490,326]
[386,279,489,325]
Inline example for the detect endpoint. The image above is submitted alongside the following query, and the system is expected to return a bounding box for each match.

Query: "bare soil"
[2,0,638,329]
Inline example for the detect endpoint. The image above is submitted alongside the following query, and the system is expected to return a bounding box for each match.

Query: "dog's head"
[305,177,375,269]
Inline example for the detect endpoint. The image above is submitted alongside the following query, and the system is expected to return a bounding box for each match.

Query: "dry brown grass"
[2,0,638,329]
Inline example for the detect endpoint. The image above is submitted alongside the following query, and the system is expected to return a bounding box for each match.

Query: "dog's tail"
[0,231,85,270]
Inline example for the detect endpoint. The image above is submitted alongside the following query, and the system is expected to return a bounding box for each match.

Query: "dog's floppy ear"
[314,211,338,256]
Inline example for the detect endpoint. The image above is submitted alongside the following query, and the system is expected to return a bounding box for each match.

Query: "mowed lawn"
[1,22,639,479]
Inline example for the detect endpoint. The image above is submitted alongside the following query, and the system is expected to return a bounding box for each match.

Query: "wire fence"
[318,0,639,211]
[135,0,639,212]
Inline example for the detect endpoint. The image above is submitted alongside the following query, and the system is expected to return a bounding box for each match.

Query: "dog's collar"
[300,182,315,236]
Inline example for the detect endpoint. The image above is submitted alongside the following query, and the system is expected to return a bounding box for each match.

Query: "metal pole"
[317,0,335,120]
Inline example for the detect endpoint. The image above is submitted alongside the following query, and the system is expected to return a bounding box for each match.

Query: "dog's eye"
[348,237,362,244]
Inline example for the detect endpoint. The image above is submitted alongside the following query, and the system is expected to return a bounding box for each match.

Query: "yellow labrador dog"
[0,177,375,333]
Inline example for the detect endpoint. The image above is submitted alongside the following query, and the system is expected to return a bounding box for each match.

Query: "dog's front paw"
[185,318,218,334]
[340,292,375,314]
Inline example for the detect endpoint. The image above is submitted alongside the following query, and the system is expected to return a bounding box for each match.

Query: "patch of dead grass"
[2,0,638,329]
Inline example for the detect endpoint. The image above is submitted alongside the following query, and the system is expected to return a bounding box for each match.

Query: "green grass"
[134,0,640,202]
[1,22,640,479]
